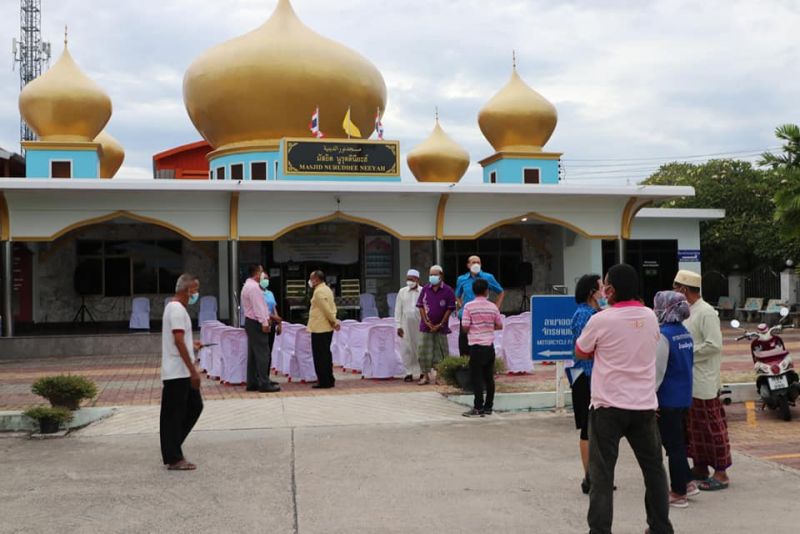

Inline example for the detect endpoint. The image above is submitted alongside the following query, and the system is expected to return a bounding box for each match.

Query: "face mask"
[260,278,270,289]
[188,292,200,305]
[308,280,314,288]
[429,275,441,285]
[406,280,417,288]
[470,264,481,274]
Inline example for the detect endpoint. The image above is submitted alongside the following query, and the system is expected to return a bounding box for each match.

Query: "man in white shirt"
[395,269,422,381]
[160,273,203,471]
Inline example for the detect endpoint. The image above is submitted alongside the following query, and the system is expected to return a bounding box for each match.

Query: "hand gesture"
[193,340,203,351]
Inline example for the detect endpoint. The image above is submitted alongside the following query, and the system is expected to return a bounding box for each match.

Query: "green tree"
[643,159,799,273]
[759,124,800,169]
[764,124,800,240]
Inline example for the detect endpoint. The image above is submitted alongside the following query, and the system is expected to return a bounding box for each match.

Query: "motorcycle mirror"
[780,307,790,317]
[730,319,741,329]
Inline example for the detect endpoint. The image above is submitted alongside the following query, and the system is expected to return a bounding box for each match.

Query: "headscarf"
[653,290,691,324]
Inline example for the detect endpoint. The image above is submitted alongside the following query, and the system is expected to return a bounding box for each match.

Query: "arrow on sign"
[537,350,573,358]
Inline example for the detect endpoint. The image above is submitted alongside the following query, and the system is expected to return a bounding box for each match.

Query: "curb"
[0,407,117,434]
[445,382,758,412]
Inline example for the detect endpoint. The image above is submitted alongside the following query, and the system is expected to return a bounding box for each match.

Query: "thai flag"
[374,109,384,140]
[309,107,324,138]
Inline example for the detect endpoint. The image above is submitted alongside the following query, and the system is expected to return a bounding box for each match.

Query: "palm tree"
[760,124,800,169]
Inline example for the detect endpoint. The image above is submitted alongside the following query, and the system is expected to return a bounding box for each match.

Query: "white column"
[228,240,239,327]
[562,232,603,295]
[781,268,798,305]
[728,274,744,307]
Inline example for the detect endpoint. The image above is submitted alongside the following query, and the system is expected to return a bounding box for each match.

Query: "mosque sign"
[284,138,400,177]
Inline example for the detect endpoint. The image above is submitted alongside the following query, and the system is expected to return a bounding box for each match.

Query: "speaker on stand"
[519,262,533,313]
[73,261,97,323]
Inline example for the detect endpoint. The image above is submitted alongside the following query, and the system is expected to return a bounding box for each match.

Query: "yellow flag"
[342,108,362,138]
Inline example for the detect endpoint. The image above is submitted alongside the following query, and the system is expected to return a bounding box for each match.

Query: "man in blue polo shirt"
[456,255,505,356]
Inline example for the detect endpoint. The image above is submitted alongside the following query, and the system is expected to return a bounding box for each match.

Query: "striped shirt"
[462,296,502,346]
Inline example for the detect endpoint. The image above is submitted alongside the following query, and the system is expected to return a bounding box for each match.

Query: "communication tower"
[12,0,51,144]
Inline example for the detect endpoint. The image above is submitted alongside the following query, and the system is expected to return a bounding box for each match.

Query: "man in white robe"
[395,269,422,381]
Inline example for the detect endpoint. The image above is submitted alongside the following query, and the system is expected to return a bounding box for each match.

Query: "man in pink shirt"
[461,278,503,417]
[241,264,279,393]
[576,264,673,534]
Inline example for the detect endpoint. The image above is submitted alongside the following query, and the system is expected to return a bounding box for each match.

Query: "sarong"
[687,397,732,471]
[418,332,449,373]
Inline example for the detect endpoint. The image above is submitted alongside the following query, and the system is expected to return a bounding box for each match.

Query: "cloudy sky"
[1,0,798,182]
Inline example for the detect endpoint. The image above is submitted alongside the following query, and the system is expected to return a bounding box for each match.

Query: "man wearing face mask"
[416,265,456,385]
[395,269,423,382]
[241,264,278,393]
[456,256,505,356]
[307,269,339,389]
[261,272,283,348]
[160,273,204,471]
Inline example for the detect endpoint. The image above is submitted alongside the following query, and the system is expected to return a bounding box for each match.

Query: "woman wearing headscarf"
[569,274,603,494]
[653,290,699,508]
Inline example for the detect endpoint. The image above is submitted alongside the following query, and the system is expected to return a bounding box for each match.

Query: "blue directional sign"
[531,295,577,361]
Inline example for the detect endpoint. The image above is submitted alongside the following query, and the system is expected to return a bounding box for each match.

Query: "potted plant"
[31,375,98,410]
[436,356,506,392]
[24,406,74,434]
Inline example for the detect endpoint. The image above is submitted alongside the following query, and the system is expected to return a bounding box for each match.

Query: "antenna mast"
[12,0,51,145]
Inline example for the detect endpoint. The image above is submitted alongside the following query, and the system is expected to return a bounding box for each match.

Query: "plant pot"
[39,418,61,434]
[49,397,80,411]
[455,367,473,392]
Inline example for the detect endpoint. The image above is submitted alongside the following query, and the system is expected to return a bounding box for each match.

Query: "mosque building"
[0,0,721,337]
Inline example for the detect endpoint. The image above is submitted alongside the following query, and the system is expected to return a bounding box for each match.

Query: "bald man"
[455,255,504,356]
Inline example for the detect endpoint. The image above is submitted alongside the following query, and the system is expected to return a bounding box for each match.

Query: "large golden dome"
[183,0,387,151]
[19,44,112,142]
[94,130,125,178]
[407,119,470,183]
[478,67,557,153]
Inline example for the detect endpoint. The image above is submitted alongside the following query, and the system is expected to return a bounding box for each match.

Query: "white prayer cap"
[406,269,420,278]
[673,270,702,289]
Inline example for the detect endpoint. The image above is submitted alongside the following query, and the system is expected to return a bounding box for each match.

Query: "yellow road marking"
[762,453,800,460]
[745,401,757,427]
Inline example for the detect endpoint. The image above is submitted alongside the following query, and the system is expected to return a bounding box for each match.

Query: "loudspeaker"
[74,260,100,295]
[519,262,533,286]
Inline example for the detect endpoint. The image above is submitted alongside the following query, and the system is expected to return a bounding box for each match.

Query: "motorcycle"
[731,307,800,421]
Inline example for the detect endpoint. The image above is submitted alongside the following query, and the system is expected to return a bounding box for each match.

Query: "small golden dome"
[94,130,125,178]
[478,67,557,153]
[183,0,387,150]
[407,120,470,183]
[19,44,112,142]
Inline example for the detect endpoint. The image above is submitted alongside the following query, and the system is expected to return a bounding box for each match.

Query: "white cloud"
[0,0,798,184]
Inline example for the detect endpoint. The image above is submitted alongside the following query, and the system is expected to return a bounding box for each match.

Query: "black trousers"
[311,331,335,387]
[588,407,673,534]
[159,377,203,465]
[244,318,271,389]
[469,344,496,411]
[658,407,692,495]
[458,320,470,356]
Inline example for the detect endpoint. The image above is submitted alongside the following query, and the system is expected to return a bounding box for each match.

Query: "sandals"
[167,459,197,471]
[698,477,729,491]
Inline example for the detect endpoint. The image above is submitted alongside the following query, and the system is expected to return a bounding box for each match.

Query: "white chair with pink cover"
[344,322,372,373]
[276,323,303,376]
[447,316,461,356]
[362,324,405,379]
[287,328,317,383]
[199,320,223,373]
[206,324,229,380]
[220,328,248,385]
[499,318,533,373]
[363,316,382,323]
[332,325,348,367]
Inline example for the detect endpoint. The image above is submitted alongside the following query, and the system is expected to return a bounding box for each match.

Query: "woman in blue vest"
[569,273,603,494]
[653,290,698,508]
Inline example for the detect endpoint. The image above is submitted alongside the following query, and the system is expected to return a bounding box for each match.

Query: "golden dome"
[183,0,387,151]
[94,130,125,178]
[19,44,112,142]
[407,119,470,183]
[478,67,557,153]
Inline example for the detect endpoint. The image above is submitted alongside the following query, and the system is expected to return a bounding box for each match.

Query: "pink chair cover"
[499,319,534,373]
[220,328,248,385]
[199,320,223,372]
[363,316,382,323]
[344,323,372,372]
[276,323,303,375]
[288,328,317,382]
[362,325,405,379]
[332,326,347,366]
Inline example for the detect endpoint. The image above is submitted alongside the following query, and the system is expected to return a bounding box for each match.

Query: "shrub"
[31,375,98,410]
[435,356,507,388]
[24,406,74,433]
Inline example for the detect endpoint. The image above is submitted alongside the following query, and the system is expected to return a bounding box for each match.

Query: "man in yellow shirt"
[307,270,340,389]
